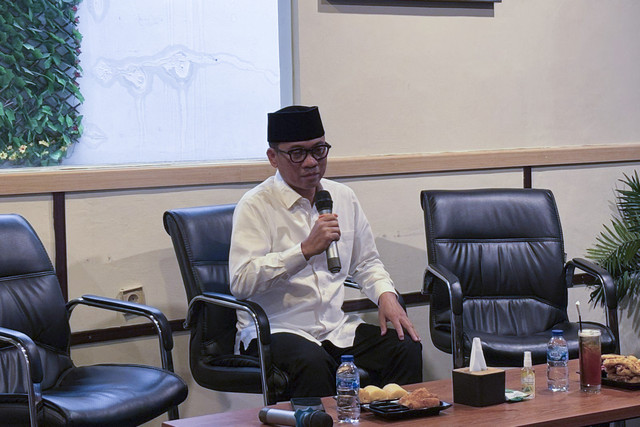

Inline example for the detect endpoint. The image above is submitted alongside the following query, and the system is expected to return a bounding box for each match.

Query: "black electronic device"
[290,397,325,412]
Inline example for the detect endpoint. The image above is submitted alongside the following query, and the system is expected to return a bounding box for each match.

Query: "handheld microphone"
[314,190,341,273]
[258,407,333,427]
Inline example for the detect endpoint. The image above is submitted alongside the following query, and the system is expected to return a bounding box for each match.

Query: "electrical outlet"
[119,286,146,305]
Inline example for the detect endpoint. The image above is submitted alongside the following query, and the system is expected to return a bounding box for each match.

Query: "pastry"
[602,354,640,383]
[398,387,440,409]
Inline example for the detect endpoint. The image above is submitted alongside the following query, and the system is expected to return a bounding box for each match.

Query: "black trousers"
[241,323,423,398]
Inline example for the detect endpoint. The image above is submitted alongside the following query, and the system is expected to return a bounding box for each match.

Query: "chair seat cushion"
[465,321,617,366]
[41,364,188,426]
[194,355,289,398]
[206,354,261,368]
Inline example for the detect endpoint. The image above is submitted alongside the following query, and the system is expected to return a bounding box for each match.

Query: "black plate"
[600,369,640,390]
[366,400,452,420]
[360,399,395,411]
[601,377,640,390]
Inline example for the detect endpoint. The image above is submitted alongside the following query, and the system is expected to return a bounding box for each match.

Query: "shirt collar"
[274,170,307,209]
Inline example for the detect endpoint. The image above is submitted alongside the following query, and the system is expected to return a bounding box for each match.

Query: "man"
[229,105,422,398]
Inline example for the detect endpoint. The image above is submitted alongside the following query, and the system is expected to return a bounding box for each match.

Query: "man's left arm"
[347,193,420,342]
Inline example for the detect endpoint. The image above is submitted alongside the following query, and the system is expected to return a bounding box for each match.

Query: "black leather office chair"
[0,214,188,427]
[420,189,620,369]
[164,204,384,405]
[164,204,289,405]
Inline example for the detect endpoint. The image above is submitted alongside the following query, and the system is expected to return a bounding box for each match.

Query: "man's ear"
[267,147,278,168]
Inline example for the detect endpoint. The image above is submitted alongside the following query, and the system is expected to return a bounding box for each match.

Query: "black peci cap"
[267,105,325,144]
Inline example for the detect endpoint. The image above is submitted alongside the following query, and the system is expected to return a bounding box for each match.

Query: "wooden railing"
[1,143,638,195]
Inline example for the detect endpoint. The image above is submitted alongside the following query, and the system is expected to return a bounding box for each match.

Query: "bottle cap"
[552,329,563,336]
[523,351,532,368]
[341,355,354,363]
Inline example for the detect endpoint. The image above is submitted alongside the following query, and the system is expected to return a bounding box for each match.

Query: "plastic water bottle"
[547,329,569,392]
[336,354,360,423]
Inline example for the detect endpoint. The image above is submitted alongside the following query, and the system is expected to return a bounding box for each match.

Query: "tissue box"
[452,367,505,407]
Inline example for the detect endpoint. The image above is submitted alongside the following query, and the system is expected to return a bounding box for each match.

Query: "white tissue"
[469,337,487,372]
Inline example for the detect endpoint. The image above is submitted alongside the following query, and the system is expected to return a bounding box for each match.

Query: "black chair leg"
[168,406,180,420]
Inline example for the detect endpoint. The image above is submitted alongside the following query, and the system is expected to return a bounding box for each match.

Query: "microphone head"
[297,409,334,427]
[258,408,269,423]
[314,190,333,212]
[310,411,333,427]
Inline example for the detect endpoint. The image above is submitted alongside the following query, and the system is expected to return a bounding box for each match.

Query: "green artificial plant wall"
[0,0,83,167]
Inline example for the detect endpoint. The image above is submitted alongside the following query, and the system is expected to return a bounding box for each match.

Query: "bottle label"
[337,378,359,389]
[547,347,568,361]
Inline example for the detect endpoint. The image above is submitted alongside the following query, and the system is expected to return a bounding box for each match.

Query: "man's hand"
[301,214,340,260]
[378,291,420,342]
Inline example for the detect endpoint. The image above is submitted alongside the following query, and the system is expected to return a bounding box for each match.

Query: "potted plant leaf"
[586,171,640,307]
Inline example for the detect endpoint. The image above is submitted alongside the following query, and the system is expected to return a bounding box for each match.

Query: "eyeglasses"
[275,143,331,163]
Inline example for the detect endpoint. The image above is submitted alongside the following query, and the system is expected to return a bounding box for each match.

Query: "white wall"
[298,0,640,155]
[2,1,640,424]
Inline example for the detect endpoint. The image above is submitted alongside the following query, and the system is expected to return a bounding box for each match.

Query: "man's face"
[267,136,328,200]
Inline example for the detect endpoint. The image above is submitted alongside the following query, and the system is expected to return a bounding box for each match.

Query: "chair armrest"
[0,326,44,426]
[567,258,618,310]
[185,291,275,405]
[343,278,361,290]
[423,263,465,368]
[66,295,176,371]
[566,258,620,353]
[185,292,271,345]
[424,263,463,315]
[67,295,174,349]
[0,327,43,384]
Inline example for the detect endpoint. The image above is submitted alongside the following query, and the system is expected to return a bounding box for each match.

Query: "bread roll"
[359,385,386,403]
[382,383,408,399]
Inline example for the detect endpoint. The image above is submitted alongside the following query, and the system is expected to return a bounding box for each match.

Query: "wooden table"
[163,359,640,427]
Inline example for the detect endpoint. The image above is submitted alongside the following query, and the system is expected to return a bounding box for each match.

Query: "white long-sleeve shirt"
[229,171,396,353]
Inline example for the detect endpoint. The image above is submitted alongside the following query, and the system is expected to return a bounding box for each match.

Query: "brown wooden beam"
[1,144,638,196]
[523,166,532,189]
[53,192,68,301]
[71,319,188,346]
[70,273,597,346]
[70,292,430,346]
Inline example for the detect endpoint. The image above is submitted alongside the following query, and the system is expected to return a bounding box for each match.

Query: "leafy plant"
[586,171,640,306]
[0,0,83,167]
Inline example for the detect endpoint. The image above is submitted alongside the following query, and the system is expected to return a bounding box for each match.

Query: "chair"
[0,214,188,427]
[163,204,385,405]
[163,204,288,406]
[419,189,620,369]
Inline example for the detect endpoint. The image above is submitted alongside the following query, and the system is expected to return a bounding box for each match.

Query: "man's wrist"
[378,290,398,305]
[300,240,311,260]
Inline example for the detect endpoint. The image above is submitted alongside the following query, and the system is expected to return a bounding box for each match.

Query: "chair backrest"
[420,189,568,337]
[0,214,73,392]
[163,204,236,356]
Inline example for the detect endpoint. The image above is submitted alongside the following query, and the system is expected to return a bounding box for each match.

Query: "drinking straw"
[576,301,583,332]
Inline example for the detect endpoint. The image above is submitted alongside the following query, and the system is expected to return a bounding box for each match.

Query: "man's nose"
[301,152,318,167]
